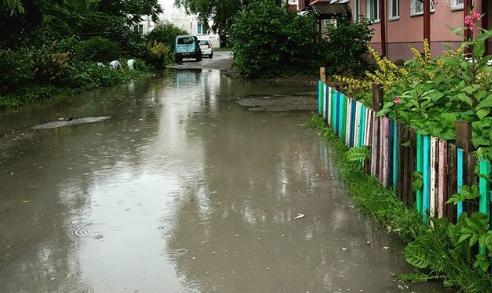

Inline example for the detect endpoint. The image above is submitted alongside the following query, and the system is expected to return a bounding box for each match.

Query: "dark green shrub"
[0,48,36,94]
[321,20,374,76]
[229,0,320,78]
[146,23,187,51]
[79,36,121,62]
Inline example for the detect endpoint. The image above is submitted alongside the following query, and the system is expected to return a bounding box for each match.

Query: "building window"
[353,0,361,21]
[451,0,464,10]
[288,0,297,4]
[389,0,399,20]
[411,0,435,16]
[367,0,379,22]
[134,24,143,35]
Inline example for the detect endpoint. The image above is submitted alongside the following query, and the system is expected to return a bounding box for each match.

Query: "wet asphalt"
[0,68,445,292]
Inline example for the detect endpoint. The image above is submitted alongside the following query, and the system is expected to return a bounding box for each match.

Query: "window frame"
[389,0,399,20]
[450,0,464,10]
[366,0,380,23]
[410,0,435,17]
[353,0,361,22]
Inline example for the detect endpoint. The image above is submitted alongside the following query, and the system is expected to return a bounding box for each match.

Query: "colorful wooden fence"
[316,79,491,226]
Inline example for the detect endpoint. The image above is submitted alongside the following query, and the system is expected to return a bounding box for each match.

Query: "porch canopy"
[309,0,352,20]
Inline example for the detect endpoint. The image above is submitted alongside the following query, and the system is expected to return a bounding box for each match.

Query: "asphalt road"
[168,50,233,71]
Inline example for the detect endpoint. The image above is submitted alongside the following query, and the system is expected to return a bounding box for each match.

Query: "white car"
[198,39,213,58]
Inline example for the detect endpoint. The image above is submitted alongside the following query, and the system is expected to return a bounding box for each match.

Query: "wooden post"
[424,0,431,49]
[372,83,383,112]
[455,121,472,156]
[455,121,476,215]
[371,83,383,178]
[320,67,327,83]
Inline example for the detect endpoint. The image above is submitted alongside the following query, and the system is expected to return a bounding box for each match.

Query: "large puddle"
[0,70,443,292]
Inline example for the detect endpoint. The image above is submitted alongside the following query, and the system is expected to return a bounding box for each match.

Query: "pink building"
[289,0,492,60]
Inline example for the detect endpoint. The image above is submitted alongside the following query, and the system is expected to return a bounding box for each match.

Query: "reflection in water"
[0,70,440,292]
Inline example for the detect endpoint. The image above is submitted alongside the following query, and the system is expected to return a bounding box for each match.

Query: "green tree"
[175,0,245,47]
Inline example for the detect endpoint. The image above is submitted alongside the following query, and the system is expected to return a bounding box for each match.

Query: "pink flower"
[471,10,481,22]
[465,15,475,30]
[393,96,401,105]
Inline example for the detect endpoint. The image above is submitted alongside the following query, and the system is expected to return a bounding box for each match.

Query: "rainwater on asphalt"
[0,70,443,292]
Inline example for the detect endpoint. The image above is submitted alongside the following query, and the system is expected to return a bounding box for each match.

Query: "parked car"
[175,35,202,63]
[198,39,213,58]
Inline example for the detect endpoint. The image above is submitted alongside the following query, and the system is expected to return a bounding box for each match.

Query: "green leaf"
[476,109,490,120]
[404,243,431,269]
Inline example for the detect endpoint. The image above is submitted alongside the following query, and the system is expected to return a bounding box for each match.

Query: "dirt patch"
[235,94,316,112]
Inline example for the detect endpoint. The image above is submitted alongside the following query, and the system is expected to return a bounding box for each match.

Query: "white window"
[288,0,297,4]
[353,0,361,21]
[411,0,435,16]
[451,0,464,10]
[367,0,379,22]
[389,0,399,20]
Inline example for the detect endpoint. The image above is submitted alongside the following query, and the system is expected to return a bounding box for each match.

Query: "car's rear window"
[199,40,209,45]
[177,37,194,44]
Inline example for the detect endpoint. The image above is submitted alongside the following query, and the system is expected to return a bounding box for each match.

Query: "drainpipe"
[379,0,386,56]
[464,0,471,55]
[483,0,489,54]
[423,0,431,50]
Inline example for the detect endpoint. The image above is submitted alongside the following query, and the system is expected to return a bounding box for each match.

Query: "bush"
[79,36,121,62]
[146,23,187,51]
[321,20,374,77]
[148,41,170,69]
[0,48,36,94]
[229,0,320,77]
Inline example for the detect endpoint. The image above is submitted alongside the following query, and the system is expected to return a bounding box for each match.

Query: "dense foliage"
[0,0,181,108]
[229,0,320,78]
[321,20,374,77]
[336,27,492,161]
[146,24,187,53]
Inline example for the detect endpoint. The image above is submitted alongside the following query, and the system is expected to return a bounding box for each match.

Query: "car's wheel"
[175,55,182,63]
[196,54,202,62]
[209,53,213,59]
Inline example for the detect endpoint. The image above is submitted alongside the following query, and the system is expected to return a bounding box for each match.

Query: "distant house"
[288,0,492,60]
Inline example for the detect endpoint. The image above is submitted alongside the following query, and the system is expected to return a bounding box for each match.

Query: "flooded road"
[0,70,440,292]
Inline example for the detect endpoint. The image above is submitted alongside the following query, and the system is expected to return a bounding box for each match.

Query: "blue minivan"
[175,35,202,63]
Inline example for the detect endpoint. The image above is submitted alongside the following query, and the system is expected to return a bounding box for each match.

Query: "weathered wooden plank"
[353,102,360,147]
[430,137,438,218]
[446,143,457,223]
[457,148,465,218]
[423,135,431,222]
[408,128,417,206]
[416,133,423,213]
[359,105,366,147]
[322,84,327,120]
[479,160,490,216]
[364,108,371,146]
[349,100,356,147]
[437,140,447,218]
[465,153,478,214]
[397,123,406,201]
[371,115,379,177]
[340,94,347,141]
[344,98,350,145]
[327,86,332,125]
